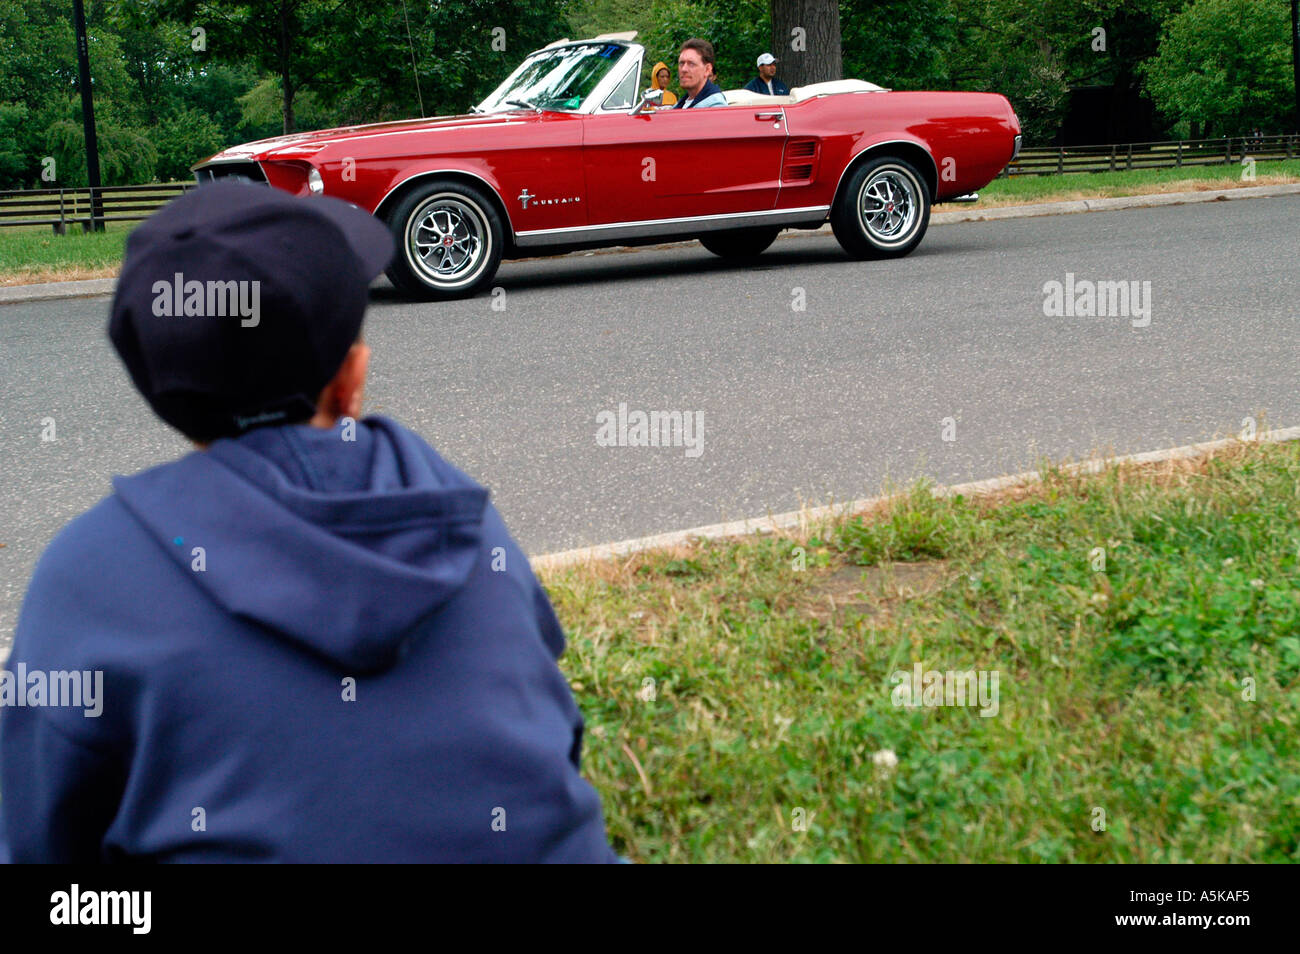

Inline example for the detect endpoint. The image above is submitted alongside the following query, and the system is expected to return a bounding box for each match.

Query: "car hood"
[194,111,536,166]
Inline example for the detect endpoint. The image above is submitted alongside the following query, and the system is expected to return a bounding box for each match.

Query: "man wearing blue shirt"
[674,38,728,108]
[744,53,791,96]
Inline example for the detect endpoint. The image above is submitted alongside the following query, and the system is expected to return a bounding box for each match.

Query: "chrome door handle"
[755,112,782,121]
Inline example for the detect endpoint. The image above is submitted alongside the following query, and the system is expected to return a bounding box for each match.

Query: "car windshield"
[476,43,629,113]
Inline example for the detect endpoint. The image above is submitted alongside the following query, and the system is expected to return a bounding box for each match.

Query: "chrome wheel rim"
[406,194,489,287]
[858,168,920,246]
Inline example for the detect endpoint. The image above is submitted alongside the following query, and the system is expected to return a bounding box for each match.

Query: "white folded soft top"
[722,79,888,106]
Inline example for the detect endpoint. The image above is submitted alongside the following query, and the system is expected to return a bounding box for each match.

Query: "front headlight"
[307,167,324,194]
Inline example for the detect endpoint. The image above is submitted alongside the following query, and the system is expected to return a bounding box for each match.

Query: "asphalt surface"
[2,196,1298,652]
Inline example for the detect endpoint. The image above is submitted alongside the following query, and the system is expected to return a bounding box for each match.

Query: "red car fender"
[370,163,515,234]
[839,135,940,198]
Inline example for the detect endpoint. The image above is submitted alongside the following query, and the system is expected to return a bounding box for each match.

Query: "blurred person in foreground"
[0,181,619,863]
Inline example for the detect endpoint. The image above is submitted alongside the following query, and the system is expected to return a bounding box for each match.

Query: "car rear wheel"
[386,179,504,300]
[831,156,930,259]
[698,227,781,260]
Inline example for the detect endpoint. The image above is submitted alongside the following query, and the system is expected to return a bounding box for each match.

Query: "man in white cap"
[744,53,790,96]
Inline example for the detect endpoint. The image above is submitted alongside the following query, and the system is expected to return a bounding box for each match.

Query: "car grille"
[194,162,268,185]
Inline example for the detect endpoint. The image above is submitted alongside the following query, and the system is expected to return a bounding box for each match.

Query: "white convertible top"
[723,79,887,106]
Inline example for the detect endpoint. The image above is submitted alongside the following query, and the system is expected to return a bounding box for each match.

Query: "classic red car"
[194,33,1021,300]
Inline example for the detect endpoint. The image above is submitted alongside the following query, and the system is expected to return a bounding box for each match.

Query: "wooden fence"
[0,183,194,233]
[1005,134,1299,177]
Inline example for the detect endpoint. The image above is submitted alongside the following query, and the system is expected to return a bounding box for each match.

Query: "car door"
[580,102,788,228]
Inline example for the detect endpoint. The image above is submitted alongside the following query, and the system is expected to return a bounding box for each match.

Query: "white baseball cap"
[757,53,778,66]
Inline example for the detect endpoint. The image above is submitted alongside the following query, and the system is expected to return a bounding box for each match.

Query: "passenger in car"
[649,61,678,107]
[674,38,727,108]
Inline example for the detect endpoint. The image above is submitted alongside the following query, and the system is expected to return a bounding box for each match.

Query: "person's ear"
[314,341,370,425]
[336,341,370,420]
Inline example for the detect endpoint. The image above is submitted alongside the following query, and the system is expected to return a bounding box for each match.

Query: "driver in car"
[674,38,727,108]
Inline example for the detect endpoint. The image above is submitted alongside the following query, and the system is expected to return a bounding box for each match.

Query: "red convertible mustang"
[194,33,1021,300]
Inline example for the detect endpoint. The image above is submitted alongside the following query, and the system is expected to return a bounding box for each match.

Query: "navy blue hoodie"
[0,417,617,862]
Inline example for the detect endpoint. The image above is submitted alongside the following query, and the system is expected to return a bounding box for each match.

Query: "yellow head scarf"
[650,62,678,106]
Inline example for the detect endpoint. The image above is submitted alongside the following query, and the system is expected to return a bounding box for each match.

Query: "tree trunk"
[1291,0,1299,131]
[282,74,295,134]
[770,0,842,88]
[279,0,295,133]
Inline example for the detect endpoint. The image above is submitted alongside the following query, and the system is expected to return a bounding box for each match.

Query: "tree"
[949,0,1071,144]
[771,0,842,86]
[1292,0,1299,128]
[639,0,770,90]
[1141,0,1295,137]
[839,0,956,89]
[144,0,341,133]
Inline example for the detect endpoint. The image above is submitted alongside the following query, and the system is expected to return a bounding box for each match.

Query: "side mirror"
[630,87,663,116]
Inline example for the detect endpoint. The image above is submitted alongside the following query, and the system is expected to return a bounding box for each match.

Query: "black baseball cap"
[109,179,395,443]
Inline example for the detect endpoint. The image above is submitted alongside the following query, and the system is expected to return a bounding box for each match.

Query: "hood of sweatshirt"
[111,416,489,673]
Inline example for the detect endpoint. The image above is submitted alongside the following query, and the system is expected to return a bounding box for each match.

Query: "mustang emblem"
[518,189,580,209]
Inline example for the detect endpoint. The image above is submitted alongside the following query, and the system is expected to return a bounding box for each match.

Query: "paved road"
[3,196,1298,652]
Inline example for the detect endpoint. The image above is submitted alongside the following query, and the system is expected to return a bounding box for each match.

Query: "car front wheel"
[831,157,930,260]
[386,179,504,300]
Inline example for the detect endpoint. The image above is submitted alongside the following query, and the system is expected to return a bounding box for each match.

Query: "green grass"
[543,441,1300,862]
[976,158,1300,205]
[0,221,132,284]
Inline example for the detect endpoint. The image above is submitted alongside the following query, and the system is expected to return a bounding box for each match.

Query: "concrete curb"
[4,183,1298,306]
[530,426,1300,572]
[0,276,117,304]
[930,182,1300,225]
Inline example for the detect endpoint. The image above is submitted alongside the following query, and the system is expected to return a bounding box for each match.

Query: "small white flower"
[872,749,899,770]
[629,611,644,620]
[1222,558,1235,567]
[1250,579,1265,589]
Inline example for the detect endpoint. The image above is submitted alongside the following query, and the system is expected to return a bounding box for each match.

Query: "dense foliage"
[0,0,1295,187]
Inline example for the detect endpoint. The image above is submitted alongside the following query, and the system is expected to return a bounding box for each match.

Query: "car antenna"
[400,0,426,118]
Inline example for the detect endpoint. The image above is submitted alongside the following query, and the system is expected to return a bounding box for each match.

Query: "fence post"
[1224,138,1231,165]
[1176,141,1182,167]
[54,188,67,235]
[1109,145,1116,172]
[1057,148,1063,174]
[1126,143,1132,171]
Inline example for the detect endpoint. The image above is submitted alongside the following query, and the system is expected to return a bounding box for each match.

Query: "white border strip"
[531,426,1300,571]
